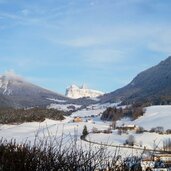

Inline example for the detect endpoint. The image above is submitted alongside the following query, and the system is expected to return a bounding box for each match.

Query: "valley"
[0,104,171,156]
[1,56,171,170]
[1,0,171,169]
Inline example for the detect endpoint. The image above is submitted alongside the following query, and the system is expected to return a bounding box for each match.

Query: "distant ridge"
[2,56,171,108]
[100,56,171,105]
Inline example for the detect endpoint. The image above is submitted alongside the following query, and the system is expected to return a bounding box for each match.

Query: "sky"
[0,0,171,94]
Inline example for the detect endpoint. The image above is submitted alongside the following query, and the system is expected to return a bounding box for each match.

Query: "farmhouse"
[155,154,171,164]
[117,124,138,131]
[141,154,171,171]
[73,117,83,122]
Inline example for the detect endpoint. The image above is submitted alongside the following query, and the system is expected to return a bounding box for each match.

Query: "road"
[81,135,171,154]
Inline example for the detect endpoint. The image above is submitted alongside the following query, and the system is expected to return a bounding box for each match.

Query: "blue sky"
[0,0,171,94]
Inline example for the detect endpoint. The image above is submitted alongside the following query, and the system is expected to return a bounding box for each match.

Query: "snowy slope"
[133,105,171,129]
[71,103,118,117]
[87,105,171,149]
[117,105,171,130]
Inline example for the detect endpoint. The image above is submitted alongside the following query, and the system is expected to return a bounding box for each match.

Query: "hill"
[0,71,70,108]
[117,105,171,130]
[100,56,171,105]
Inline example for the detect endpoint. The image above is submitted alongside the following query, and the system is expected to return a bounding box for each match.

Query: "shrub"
[150,126,164,134]
[125,135,135,146]
[163,138,171,152]
[103,129,112,134]
[166,129,171,134]
[0,137,130,171]
[117,129,122,135]
[136,127,144,134]
[150,127,156,133]
[92,127,100,133]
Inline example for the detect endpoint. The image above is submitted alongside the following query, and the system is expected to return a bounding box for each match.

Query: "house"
[155,154,171,165]
[73,117,83,122]
[117,124,138,131]
[141,154,171,171]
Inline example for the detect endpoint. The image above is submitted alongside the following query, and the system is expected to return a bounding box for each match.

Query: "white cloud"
[61,37,101,47]
[3,70,24,81]
[0,12,21,20]
[57,24,167,49]
[147,29,171,54]
[21,9,30,16]
[83,48,126,67]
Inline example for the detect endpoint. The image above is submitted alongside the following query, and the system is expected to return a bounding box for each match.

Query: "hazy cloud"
[84,49,125,65]
[62,37,101,47]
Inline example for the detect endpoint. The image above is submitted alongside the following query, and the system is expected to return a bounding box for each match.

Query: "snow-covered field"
[117,105,171,130]
[71,103,118,117]
[88,130,171,150]
[0,105,171,156]
[88,105,171,150]
[0,116,109,143]
[47,103,82,112]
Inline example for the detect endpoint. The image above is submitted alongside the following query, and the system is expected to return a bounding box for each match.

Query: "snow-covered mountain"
[0,71,70,108]
[65,84,104,99]
[0,71,25,95]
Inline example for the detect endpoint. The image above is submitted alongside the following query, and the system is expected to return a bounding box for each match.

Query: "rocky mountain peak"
[65,84,104,99]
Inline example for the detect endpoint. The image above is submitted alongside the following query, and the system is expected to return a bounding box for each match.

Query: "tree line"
[101,104,145,121]
[0,108,65,124]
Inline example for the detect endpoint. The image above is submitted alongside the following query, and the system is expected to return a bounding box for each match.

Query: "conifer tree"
[82,125,88,137]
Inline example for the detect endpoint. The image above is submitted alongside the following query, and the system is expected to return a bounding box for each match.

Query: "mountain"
[100,56,171,105]
[0,71,70,108]
[65,84,104,99]
[3,55,171,108]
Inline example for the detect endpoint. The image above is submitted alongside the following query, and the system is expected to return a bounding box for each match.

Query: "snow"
[134,105,171,130]
[87,97,101,101]
[47,103,82,111]
[0,105,171,157]
[0,116,109,145]
[0,77,9,94]
[0,118,149,156]
[88,131,171,150]
[71,103,118,117]
[46,98,66,103]
[117,105,171,130]
[71,108,103,117]
[71,105,171,151]
[65,84,104,99]
[0,71,24,95]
